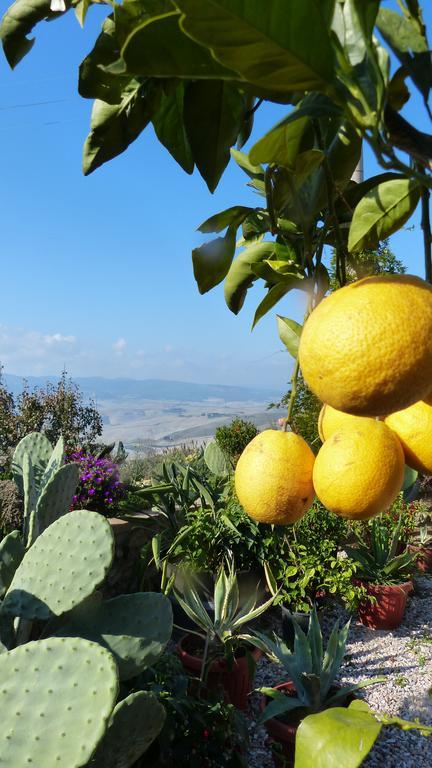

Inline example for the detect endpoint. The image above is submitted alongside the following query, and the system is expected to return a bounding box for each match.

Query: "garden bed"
[247,576,432,768]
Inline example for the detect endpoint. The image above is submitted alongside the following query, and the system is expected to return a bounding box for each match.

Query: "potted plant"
[408,525,432,573]
[253,609,383,767]
[174,562,275,710]
[346,515,417,630]
[271,539,365,649]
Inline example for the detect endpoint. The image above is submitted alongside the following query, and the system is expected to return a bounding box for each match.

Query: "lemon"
[235,429,315,525]
[385,396,432,473]
[318,403,372,442]
[313,419,404,520]
[299,274,432,416]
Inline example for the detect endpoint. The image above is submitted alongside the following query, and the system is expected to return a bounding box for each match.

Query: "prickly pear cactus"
[12,432,53,495]
[57,592,173,680]
[33,462,79,539]
[22,453,37,543]
[0,530,25,598]
[204,441,231,477]
[0,637,118,768]
[89,690,166,768]
[2,510,114,620]
[41,435,65,488]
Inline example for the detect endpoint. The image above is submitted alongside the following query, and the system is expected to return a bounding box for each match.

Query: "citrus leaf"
[348,178,421,252]
[252,279,302,329]
[119,9,235,79]
[184,80,246,192]
[176,0,337,94]
[151,81,194,174]
[198,206,254,234]
[277,316,303,359]
[230,149,264,180]
[223,242,276,314]
[0,0,70,68]
[83,80,161,175]
[377,8,431,101]
[192,225,237,294]
[79,16,130,104]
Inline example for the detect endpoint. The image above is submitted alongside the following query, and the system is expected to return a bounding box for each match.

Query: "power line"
[0,98,69,111]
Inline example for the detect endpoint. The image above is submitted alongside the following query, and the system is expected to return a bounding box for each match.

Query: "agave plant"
[254,608,384,724]
[346,515,417,585]
[174,561,275,666]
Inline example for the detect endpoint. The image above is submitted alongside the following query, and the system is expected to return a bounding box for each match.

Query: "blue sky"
[0,1,430,391]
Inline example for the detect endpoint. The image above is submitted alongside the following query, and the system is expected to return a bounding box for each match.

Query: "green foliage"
[269,375,322,451]
[270,538,364,614]
[295,500,348,549]
[346,514,417,585]
[0,370,103,457]
[294,699,432,768]
[203,441,232,477]
[255,609,384,724]
[140,653,247,767]
[215,418,259,462]
[349,496,416,547]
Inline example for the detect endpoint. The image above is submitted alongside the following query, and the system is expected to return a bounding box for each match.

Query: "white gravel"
[247,575,432,767]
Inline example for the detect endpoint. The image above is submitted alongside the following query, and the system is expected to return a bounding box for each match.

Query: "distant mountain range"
[2,374,280,404]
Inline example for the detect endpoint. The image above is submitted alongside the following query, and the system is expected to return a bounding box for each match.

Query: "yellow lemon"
[318,404,372,442]
[299,274,432,416]
[235,429,315,525]
[313,419,404,520]
[385,396,432,473]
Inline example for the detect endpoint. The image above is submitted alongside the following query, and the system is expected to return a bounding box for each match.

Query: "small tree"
[215,418,258,464]
[0,370,103,453]
[268,375,322,450]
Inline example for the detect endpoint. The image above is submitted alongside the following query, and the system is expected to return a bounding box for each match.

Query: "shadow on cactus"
[0,432,173,768]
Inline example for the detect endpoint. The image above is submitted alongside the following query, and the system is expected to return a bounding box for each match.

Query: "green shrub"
[215,419,258,462]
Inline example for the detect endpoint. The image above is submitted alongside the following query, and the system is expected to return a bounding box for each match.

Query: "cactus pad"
[0,531,25,598]
[204,441,231,476]
[89,691,165,768]
[12,432,53,494]
[34,462,79,537]
[41,435,65,488]
[57,592,172,680]
[2,510,114,620]
[0,637,118,768]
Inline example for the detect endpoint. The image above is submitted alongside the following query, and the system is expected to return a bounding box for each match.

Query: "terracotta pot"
[357,581,412,630]
[177,634,261,710]
[261,682,355,768]
[408,544,432,573]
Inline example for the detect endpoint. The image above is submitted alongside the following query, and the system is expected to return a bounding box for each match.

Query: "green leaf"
[252,279,303,329]
[198,206,254,234]
[223,242,276,314]
[348,178,421,252]
[79,16,134,104]
[402,465,418,492]
[176,0,337,94]
[258,689,302,725]
[294,705,382,768]
[184,80,246,192]
[74,0,90,27]
[203,441,231,476]
[388,66,411,111]
[230,149,264,181]
[151,81,194,173]
[83,80,161,176]
[250,93,340,166]
[0,0,70,68]
[192,225,237,294]
[376,8,431,101]
[277,316,303,359]
[119,9,235,79]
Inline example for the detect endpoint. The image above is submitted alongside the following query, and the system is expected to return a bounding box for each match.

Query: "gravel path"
[247,576,432,767]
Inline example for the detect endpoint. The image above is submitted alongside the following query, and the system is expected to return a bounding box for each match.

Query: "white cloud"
[113,337,127,354]
[43,333,76,345]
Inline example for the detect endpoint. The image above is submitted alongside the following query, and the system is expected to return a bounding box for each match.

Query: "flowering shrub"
[68,450,124,515]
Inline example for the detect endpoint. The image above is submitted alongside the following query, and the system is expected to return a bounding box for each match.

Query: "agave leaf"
[173,586,214,633]
[292,618,312,675]
[307,607,323,676]
[223,568,240,626]
[257,688,303,725]
[213,568,226,627]
[231,591,275,630]
[320,619,350,699]
[325,677,385,708]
